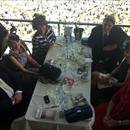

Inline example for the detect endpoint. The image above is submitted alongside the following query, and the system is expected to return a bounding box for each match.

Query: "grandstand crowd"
[0,0,130,40]
[0,1,130,130]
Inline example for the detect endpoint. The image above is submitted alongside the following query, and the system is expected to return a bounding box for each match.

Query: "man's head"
[102,15,115,33]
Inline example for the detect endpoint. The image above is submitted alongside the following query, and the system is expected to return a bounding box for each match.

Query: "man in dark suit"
[0,72,23,111]
[87,15,128,72]
[0,23,23,130]
[0,72,23,130]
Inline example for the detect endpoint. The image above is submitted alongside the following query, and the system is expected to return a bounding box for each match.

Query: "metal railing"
[0,18,130,37]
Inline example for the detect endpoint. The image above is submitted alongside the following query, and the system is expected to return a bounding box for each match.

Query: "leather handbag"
[64,104,93,123]
[39,63,61,81]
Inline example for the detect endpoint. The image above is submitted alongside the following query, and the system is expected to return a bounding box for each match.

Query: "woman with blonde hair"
[32,14,56,64]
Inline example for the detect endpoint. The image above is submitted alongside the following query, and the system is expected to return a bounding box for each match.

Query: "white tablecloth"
[12,37,94,130]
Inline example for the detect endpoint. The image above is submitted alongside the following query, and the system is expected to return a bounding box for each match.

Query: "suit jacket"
[0,72,15,114]
[87,25,128,61]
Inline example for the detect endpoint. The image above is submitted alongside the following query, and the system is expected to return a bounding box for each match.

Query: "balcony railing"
[0,18,130,37]
[0,18,129,54]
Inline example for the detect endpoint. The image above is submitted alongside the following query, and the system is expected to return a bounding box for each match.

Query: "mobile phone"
[43,95,50,104]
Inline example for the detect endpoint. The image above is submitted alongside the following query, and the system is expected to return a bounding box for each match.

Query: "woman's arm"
[26,53,41,68]
[104,119,130,128]
[114,68,130,87]
[47,26,56,46]
[103,100,117,128]
[104,100,115,118]
[117,120,130,126]
[20,43,41,67]
[9,56,39,75]
[124,68,130,82]
[104,86,122,120]
[109,66,120,77]
[108,58,126,87]
[109,58,125,77]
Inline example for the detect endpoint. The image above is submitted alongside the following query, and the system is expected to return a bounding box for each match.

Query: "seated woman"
[93,81,130,130]
[0,34,41,113]
[87,15,128,72]
[6,34,41,76]
[91,41,130,106]
[32,14,56,65]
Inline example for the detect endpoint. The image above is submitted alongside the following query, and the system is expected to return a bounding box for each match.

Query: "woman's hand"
[105,119,118,128]
[103,115,111,123]
[103,116,118,128]
[99,76,110,85]
[103,115,111,125]
[49,41,55,46]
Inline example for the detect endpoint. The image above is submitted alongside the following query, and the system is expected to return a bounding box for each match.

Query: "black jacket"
[0,72,14,114]
[87,25,128,61]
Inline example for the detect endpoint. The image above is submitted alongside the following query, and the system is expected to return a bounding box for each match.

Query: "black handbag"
[64,104,93,123]
[39,63,62,81]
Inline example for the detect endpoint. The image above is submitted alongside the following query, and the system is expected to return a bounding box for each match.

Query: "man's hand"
[13,93,23,104]
[103,44,118,51]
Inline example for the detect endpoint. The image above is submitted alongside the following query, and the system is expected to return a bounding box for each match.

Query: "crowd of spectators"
[0,0,130,40]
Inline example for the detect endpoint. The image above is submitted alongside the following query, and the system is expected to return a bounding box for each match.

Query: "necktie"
[103,32,109,46]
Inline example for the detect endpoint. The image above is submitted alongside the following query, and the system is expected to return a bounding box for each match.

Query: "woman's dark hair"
[32,14,47,30]
[103,15,115,24]
[7,34,20,45]
[0,23,8,42]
